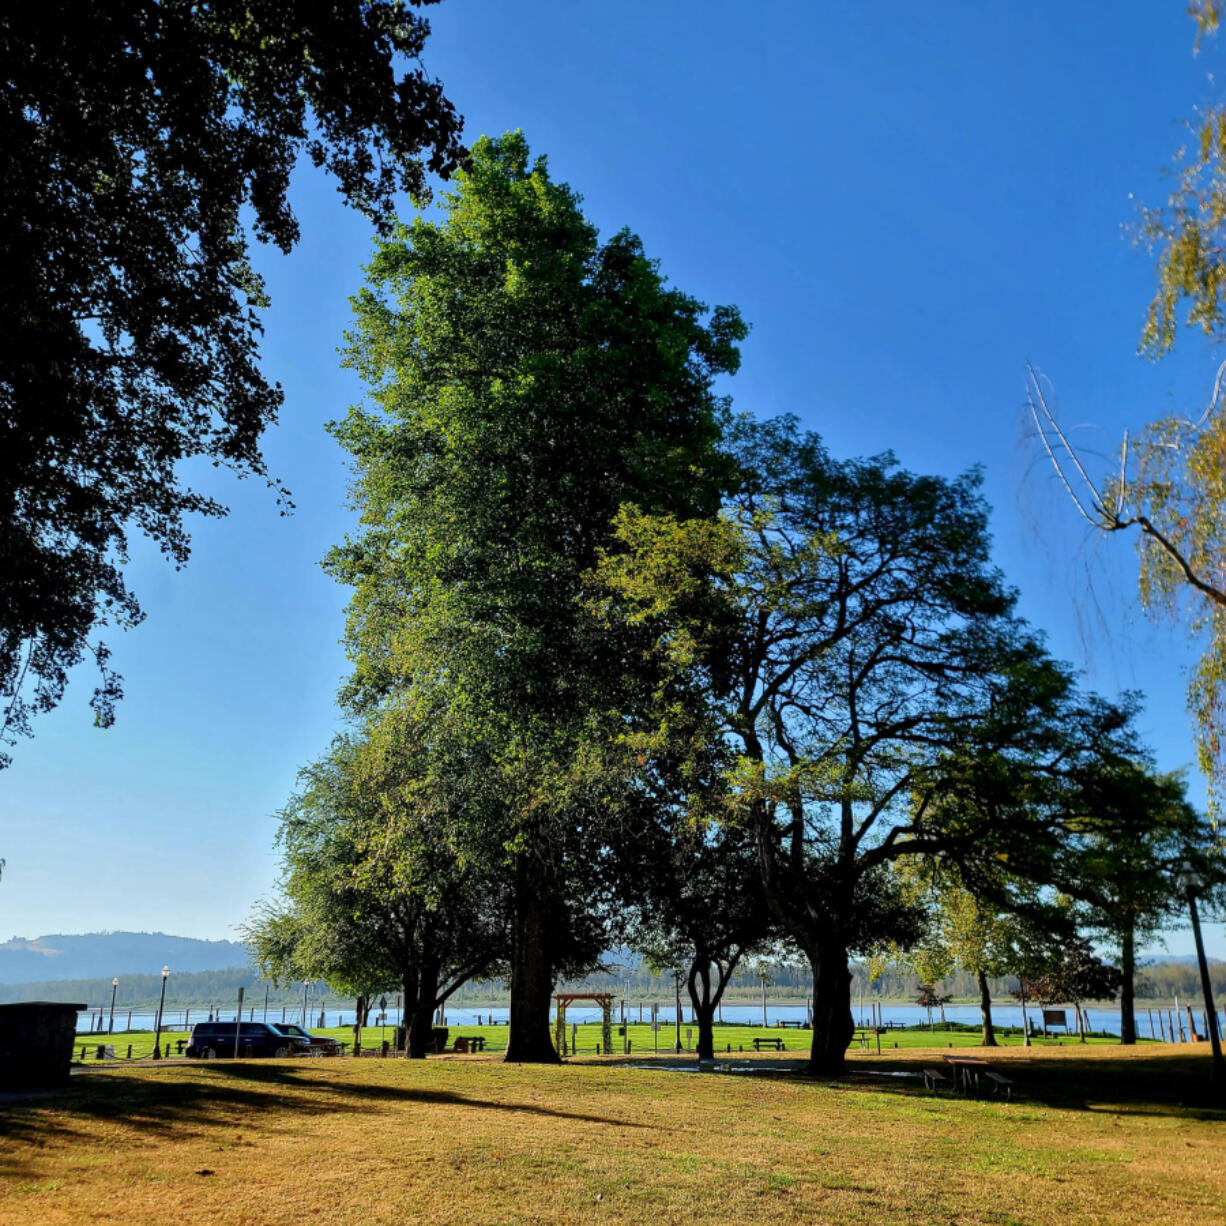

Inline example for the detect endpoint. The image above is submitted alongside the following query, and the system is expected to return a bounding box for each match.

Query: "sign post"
[234,987,245,1059]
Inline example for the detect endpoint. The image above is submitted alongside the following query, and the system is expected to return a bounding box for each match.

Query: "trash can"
[0,1001,86,1088]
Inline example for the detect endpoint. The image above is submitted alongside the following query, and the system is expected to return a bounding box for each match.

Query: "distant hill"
[0,932,251,984]
[1138,953,1222,966]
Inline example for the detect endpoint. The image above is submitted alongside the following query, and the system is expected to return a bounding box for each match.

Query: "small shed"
[0,1001,86,1088]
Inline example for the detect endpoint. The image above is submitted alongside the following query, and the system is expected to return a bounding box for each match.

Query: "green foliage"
[328,132,745,1055]
[246,729,508,1017]
[890,857,1029,987]
[1072,761,1210,946]
[0,2,466,763]
[1109,6,1226,816]
[595,415,1146,1069]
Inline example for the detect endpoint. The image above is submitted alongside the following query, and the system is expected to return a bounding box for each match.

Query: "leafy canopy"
[0,2,466,764]
[327,134,747,1045]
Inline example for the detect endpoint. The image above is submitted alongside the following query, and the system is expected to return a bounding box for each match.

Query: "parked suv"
[274,1023,341,1055]
[185,1021,311,1059]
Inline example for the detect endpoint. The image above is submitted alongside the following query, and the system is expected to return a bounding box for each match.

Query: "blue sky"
[2,2,1222,959]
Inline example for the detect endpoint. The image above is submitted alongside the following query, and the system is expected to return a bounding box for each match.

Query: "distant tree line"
[0,967,296,1010]
[454,959,1226,1006]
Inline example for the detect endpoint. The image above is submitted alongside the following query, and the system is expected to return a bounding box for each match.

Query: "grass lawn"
[3,1044,1221,1224]
[76,1020,1138,1061]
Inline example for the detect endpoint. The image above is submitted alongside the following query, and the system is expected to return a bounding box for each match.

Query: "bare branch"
[1025,363,1112,528]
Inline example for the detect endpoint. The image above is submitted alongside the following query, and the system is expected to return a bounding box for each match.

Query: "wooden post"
[234,987,245,1059]
[1173,1010,1184,1042]
[1186,1005,1200,1042]
[1147,1008,1156,1040]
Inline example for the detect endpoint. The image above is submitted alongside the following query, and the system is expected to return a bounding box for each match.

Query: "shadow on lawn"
[0,1060,646,1177]
[830,1051,1226,1119]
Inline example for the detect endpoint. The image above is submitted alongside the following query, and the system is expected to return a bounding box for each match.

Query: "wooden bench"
[923,1067,951,1093]
[752,1037,785,1052]
[984,1070,1014,1100]
[453,1036,486,1053]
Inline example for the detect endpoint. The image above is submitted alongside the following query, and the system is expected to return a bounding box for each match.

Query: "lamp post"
[108,977,119,1034]
[1178,861,1223,1085]
[302,980,312,1028]
[152,965,170,1060]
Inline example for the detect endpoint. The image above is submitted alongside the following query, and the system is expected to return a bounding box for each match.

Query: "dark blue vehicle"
[275,1022,342,1055]
[185,1021,310,1059]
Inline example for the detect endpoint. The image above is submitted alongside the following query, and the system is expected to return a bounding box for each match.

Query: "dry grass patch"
[0,1046,1222,1225]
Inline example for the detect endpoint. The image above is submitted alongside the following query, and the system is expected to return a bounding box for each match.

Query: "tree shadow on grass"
[826,1051,1226,1120]
[612,1048,1225,1119]
[0,1059,646,1178]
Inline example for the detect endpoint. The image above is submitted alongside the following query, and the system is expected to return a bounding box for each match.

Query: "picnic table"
[752,1037,785,1052]
[942,1055,990,1094]
[453,1035,486,1053]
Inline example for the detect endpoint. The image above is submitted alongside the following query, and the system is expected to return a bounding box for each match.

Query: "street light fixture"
[152,965,170,1060]
[1178,860,1223,1085]
[108,977,119,1035]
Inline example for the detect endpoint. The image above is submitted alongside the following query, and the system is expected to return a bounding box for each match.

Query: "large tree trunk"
[401,964,420,1057]
[687,959,716,1060]
[505,859,559,1064]
[407,959,439,1059]
[808,940,854,1075]
[1120,922,1137,1046]
[977,969,997,1047]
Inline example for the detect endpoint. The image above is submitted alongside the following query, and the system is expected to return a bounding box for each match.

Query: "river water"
[77,1000,1222,1039]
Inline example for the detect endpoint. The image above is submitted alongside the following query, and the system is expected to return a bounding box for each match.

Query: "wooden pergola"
[553,993,614,1057]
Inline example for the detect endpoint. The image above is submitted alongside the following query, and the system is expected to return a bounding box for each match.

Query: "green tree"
[893,861,1033,1046]
[1068,759,1213,1044]
[246,732,508,1058]
[622,818,776,1061]
[329,132,745,1062]
[595,417,1125,1074]
[0,2,466,764]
